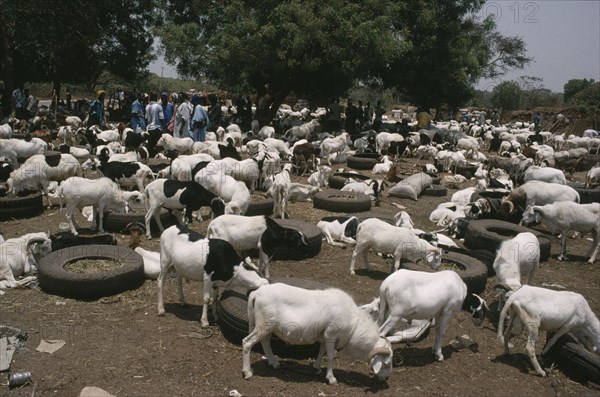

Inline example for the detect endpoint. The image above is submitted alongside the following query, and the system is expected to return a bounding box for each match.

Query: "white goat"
[350,218,442,275]
[522,166,566,185]
[157,133,194,154]
[492,232,540,310]
[0,232,51,294]
[372,155,394,174]
[586,164,600,188]
[320,132,349,163]
[271,163,293,219]
[283,119,319,142]
[317,216,359,247]
[158,225,268,327]
[242,283,393,384]
[496,285,600,377]
[307,165,331,187]
[58,177,144,235]
[378,269,487,361]
[521,202,600,263]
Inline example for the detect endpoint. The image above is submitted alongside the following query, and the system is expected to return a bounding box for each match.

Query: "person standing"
[478,110,486,126]
[207,93,222,131]
[373,100,385,132]
[87,89,106,129]
[357,100,365,130]
[344,98,358,134]
[130,93,146,132]
[533,112,541,131]
[66,88,72,112]
[11,83,28,120]
[327,97,341,132]
[364,101,373,129]
[160,92,174,133]
[145,93,164,155]
[174,93,193,139]
[24,89,38,118]
[190,94,209,142]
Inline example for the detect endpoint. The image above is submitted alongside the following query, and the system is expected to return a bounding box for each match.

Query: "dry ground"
[1,156,599,397]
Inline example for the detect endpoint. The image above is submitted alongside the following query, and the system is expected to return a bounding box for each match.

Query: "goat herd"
[0,109,599,392]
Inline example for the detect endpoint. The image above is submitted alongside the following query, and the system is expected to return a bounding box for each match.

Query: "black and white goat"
[317,216,359,247]
[157,225,268,327]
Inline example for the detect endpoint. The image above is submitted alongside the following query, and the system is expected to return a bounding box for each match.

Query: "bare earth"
[1,157,600,397]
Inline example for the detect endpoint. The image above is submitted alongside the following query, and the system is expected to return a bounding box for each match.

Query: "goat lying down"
[496,285,600,377]
[0,232,52,294]
[242,283,393,385]
[317,216,359,247]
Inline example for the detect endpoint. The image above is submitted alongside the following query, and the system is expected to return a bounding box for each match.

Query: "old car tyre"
[0,192,44,220]
[217,277,330,358]
[50,230,117,252]
[422,185,448,197]
[328,172,370,190]
[38,245,145,300]
[464,219,551,262]
[566,182,600,204]
[101,208,177,237]
[245,198,274,217]
[443,246,497,277]
[400,250,488,295]
[347,154,379,170]
[271,219,322,260]
[313,190,371,213]
[543,333,600,384]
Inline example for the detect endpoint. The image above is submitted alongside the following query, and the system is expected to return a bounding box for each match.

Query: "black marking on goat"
[210,197,225,218]
[191,161,211,178]
[163,179,184,198]
[462,293,487,320]
[58,144,70,153]
[344,217,359,239]
[100,161,141,181]
[260,217,308,257]
[218,142,241,160]
[205,238,242,282]
[321,216,351,223]
[175,224,204,242]
[416,232,438,243]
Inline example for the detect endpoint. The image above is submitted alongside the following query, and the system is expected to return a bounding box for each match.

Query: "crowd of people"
[325,98,387,134]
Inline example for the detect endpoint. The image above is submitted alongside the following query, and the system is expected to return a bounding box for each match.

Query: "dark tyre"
[50,230,117,252]
[347,154,379,170]
[567,182,600,204]
[245,198,274,217]
[464,219,551,262]
[313,190,371,213]
[443,246,497,277]
[400,250,489,294]
[328,172,370,189]
[217,277,330,358]
[38,245,145,300]
[543,333,600,384]
[0,192,44,220]
[271,219,322,260]
[101,208,177,237]
[422,184,448,197]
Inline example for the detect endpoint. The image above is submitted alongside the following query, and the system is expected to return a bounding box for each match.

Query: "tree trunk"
[255,84,291,127]
[0,24,15,117]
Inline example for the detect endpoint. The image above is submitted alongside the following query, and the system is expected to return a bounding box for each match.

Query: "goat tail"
[496,295,513,344]
[247,289,258,332]
[377,292,388,327]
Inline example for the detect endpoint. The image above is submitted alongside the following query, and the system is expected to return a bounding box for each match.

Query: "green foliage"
[569,82,600,115]
[564,78,596,104]
[491,81,522,110]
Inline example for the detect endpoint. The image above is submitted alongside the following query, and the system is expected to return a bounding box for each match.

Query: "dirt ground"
[1,156,600,397]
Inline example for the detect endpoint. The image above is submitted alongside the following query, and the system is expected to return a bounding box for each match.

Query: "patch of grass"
[65,258,121,273]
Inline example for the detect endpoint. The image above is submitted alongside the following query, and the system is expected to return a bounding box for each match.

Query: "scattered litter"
[542,283,567,290]
[229,389,242,397]
[450,334,476,351]
[79,386,115,397]
[390,202,407,210]
[8,371,31,388]
[0,326,27,372]
[36,339,65,354]
[55,301,66,306]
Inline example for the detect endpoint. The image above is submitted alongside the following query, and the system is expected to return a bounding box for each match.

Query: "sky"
[149,0,600,93]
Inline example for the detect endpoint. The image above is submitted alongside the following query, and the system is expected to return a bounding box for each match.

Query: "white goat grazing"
[58,177,144,236]
[521,202,600,263]
[283,119,320,142]
[586,164,600,188]
[378,269,487,361]
[492,232,540,310]
[242,283,393,384]
[350,218,442,275]
[496,285,600,377]
[0,232,51,294]
[158,225,268,327]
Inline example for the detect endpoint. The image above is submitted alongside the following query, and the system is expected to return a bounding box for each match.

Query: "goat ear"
[533,207,544,223]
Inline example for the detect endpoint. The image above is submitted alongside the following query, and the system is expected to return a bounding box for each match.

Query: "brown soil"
[1,157,599,396]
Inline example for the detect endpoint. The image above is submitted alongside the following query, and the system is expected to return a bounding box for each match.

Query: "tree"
[491,81,522,110]
[0,0,157,113]
[564,78,596,104]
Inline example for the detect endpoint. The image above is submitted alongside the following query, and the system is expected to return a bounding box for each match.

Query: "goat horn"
[367,346,392,362]
[26,237,48,250]
[493,283,512,293]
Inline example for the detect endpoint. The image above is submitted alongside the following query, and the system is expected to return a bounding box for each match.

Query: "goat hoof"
[157,309,165,316]
[243,371,253,380]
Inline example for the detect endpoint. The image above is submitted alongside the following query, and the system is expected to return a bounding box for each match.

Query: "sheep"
[307,165,331,187]
[375,132,404,153]
[291,141,319,175]
[207,215,308,277]
[0,232,51,295]
[393,210,458,248]
[456,137,480,158]
[317,216,359,247]
[58,144,90,161]
[0,123,13,139]
[7,153,82,208]
[522,165,566,185]
[496,285,600,377]
[377,269,487,361]
[242,283,393,384]
[586,164,600,188]
[350,218,442,275]
[283,183,320,202]
[271,163,293,219]
[341,179,385,201]
[500,180,579,217]
[89,126,120,143]
[57,177,144,236]
[158,224,269,328]
[1,137,47,159]
[320,132,350,163]
[144,178,221,238]
[492,232,540,310]
[263,138,293,160]
[133,247,161,279]
[223,180,251,215]
[156,133,194,154]
[372,155,394,174]
[283,119,320,142]
[245,140,267,156]
[257,125,275,140]
[82,157,153,192]
[521,202,600,263]
[229,157,261,193]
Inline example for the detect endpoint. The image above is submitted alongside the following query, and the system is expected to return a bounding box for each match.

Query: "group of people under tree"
[326,97,386,135]
[10,83,39,120]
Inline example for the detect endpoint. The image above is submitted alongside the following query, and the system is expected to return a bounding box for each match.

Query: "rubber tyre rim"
[270,219,322,260]
[313,190,371,213]
[50,231,117,252]
[217,277,330,358]
[400,250,489,295]
[0,192,44,220]
[328,172,370,190]
[38,245,145,300]
[245,198,274,217]
[542,333,600,384]
[422,185,448,197]
[463,219,551,262]
[347,155,379,170]
[101,208,177,237]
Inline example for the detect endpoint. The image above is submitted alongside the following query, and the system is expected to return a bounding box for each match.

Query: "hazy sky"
[149,0,600,93]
